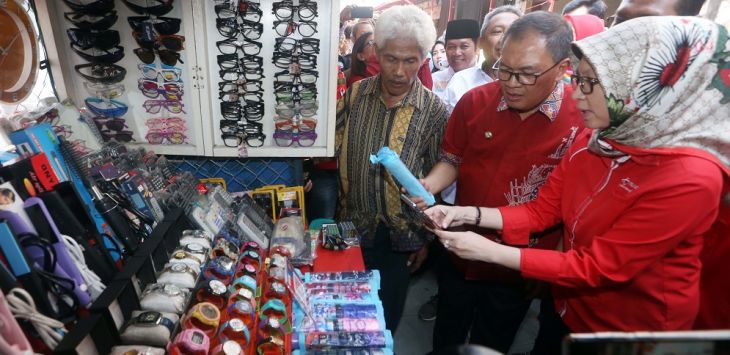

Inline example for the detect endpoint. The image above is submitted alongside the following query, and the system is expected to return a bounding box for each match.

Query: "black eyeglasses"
[219,68,264,82]
[274,69,318,84]
[100,130,135,143]
[219,80,263,93]
[243,101,264,121]
[122,0,174,16]
[273,20,317,37]
[492,59,565,85]
[64,11,118,31]
[216,38,262,56]
[67,29,120,50]
[274,37,319,55]
[75,63,127,84]
[71,44,125,64]
[62,0,114,16]
[571,74,601,95]
[128,16,181,35]
[272,53,317,70]
[272,1,318,21]
[215,18,263,39]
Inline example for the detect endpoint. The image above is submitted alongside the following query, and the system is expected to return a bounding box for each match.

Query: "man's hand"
[400,179,432,210]
[407,243,429,273]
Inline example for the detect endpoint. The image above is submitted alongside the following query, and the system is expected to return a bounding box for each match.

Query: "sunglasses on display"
[219,80,262,93]
[274,117,316,132]
[62,0,115,16]
[275,102,317,119]
[71,44,125,64]
[143,99,186,114]
[67,28,120,50]
[272,1,318,21]
[139,63,182,82]
[93,117,128,132]
[145,117,187,130]
[274,69,317,84]
[215,18,263,39]
[133,32,185,51]
[134,47,184,66]
[100,130,135,143]
[84,81,125,99]
[138,79,184,99]
[76,63,127,84]
[127,16,181,35]
[64,11,118,31]
[216,38,262,56]
[273,20,317,37]
[274,37,319,55]
[122,0,174,16]
[145,131,187,145]
[273,130,317,147]
[85,97,129,117]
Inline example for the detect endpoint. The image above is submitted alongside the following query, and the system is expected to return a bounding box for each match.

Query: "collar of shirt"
[361,74,428,111]
[496,82,564,122]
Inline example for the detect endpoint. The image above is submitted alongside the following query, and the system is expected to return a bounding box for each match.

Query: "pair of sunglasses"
[93,117,128,132]
[275,102,318,119]
[67,28,120,50]
[71,44,125,64]
[85,97,129,118]
[143,99,185,114]
[273,130,317,147]
[139,63,182,82]
[76,63,127,84]
[145,116,187,130]
[145,131,187,145]
[122,0,174,16]
[133,32,185,51]
[100,130,134,143]
[274,117,316,132]
[62,0,114,16]
[138,79,183,99]
[64,11,117,31]
[84,81,125,99]
[134,47,184,66]
[128,16,181,35]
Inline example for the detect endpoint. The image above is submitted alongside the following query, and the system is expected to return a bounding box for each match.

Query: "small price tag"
[238,143,248,158]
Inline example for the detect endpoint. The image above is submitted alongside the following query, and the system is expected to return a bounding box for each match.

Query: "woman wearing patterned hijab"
[423,16,730,334]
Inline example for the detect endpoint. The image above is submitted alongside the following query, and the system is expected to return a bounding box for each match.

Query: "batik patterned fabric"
[335,75,449,251]
[572,16,730,169]
[496,81,564,121]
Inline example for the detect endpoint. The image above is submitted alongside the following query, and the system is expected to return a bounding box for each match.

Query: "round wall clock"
[0,0,39,104]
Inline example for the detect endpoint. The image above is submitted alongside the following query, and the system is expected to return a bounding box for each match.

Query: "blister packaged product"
[306,281,379,302]
[296,301,386,333]
[296,330,394,351]
[295,350,394,355]
[305,270,380,285]
[270,215,314,266]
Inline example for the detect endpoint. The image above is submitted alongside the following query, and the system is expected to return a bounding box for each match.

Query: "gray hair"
[374,5,437,59]
[480,5,523,37]
[503,11,573,62]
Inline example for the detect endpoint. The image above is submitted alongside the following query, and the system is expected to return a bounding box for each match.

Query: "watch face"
[271,281,286,294]
[173,251,189,260]
[232,300,253,314]
[186,242,204,252]
[228,318,245,331]
[236,288,253,300]
[138,311,161,325]
[209,279,227,295]
[171,263,189,273]
[243,263,256,274]
[191,331,204,344]
[200,303,219,319]
[222,340,242,355]
[161,284,181,296]
[216,256,234,271]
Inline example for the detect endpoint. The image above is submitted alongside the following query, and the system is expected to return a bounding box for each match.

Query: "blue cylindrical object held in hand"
[369,147,436,206]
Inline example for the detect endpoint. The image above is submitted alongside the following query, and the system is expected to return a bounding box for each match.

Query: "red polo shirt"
[440,81,584,281]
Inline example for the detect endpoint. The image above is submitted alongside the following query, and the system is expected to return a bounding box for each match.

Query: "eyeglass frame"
[570,74,601,95]
[491,58,566,86]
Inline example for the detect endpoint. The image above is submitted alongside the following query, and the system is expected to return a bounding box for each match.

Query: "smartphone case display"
[44,0,340,158]
[48,0,207,156]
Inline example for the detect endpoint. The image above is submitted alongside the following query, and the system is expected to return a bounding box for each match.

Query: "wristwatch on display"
[183,302,221,337]
[230,275,257,294]
[169,249,204,269]
[158,263,199,289]
[140,283,190,314]
[182,229,214,242]
[265,281,289,304]
[240,249,261,271]
[256,335,285,355]
[260,299,288,326]
[180,234,213,250]
[235,262,258,279]
[196,279,229,310]
[211,340,244,355]
[203,255,235,283]
[226,300,255,327]
[211,238,239,260]
[168,328,209,355]
[124,311,176,334]
[217,318,251,347]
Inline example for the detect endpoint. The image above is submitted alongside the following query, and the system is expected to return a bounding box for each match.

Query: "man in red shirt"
[419,12,584,353]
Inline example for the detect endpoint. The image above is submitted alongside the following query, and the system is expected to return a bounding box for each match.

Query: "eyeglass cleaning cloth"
[370,147,435,206]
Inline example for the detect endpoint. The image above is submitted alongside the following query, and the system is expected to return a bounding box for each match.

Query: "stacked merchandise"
[123,0,189,145]
[271,0,320,148]
[64,0,132,143]
[216,0,267,148]
[292,271,394,354]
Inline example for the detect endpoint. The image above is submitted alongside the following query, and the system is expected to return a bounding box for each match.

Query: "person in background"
[612,0,706,25]
[562,0,608,20]
[343,20,376,82]
[432,19,481,101]
[418,12,583,353]
[427,16,729,351]
[347,32,376,87]
[338,25,353,70]
[563,14,605,41]
[431,39,448,73]
[478,6,523,81]
[335,5,448,332]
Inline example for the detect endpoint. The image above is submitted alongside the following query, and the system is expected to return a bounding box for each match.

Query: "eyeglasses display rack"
[41,0,340,158]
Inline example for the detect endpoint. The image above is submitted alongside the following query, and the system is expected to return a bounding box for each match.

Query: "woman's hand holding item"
[424,205,475,229]
[432,229,521,270]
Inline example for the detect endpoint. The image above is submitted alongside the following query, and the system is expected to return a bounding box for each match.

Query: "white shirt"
[431,67,455,102]
[443,66,493,113]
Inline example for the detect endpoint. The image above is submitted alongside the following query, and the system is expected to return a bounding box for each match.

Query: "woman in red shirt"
[425,16,730,334]
[346,32,375,87]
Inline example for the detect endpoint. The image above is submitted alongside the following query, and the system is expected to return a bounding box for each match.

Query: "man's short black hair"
[503,11,573,63]
[674,0,706,15]
[562,0,608,19]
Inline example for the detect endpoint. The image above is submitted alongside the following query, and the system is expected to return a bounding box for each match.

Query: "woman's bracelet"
[474,206,481,226]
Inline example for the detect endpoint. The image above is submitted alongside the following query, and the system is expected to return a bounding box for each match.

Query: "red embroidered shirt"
[440,81,584,281]
[499,131,725,332]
